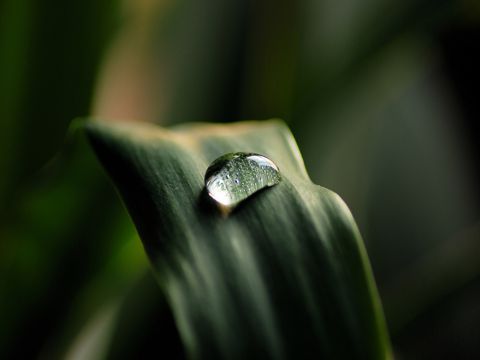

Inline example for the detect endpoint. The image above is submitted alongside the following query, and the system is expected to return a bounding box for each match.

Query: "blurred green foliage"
[0,0,479,358]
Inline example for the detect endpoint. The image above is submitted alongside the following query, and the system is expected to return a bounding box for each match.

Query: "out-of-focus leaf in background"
[0,0,118,204]
[0,0,148,358]
[0,129,147,358]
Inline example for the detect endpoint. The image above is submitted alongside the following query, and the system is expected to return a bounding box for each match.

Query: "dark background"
[1,0,479,358]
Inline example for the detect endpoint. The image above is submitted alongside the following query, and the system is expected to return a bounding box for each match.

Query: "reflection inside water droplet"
[204,152,281,211]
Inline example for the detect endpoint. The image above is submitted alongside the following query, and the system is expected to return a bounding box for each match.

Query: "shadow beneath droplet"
[197,187,224,217]
[232,186,270,215]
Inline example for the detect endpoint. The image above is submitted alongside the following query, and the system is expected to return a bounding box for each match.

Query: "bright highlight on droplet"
[204,152,281,211]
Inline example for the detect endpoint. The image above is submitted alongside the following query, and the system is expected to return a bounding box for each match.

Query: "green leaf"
[85,119,391,359]
[65,272,184,360]
[0,0,119,209]
[103,272,185,360]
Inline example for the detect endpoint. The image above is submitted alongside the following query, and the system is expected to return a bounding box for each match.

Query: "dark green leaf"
[85,119,391,359]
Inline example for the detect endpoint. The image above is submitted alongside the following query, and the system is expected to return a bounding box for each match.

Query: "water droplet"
[204,152,281,211]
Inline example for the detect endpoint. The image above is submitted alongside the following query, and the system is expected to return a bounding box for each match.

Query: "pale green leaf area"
[85,119,391,359]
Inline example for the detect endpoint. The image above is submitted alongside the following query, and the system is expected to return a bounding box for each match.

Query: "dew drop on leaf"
[204,152,281,210]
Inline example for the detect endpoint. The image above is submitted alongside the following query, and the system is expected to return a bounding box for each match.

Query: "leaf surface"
[86,119,391,359]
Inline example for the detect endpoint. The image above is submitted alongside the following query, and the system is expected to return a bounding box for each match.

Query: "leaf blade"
[85,119,391,359]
